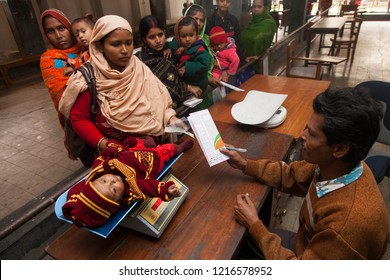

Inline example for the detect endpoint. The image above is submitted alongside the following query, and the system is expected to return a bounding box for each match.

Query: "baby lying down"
[62,136,193,228]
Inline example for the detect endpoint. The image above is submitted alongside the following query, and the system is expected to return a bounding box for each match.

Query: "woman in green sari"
[241,0,277,73]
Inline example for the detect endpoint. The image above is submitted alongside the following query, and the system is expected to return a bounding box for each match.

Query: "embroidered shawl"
[136,45,191,109]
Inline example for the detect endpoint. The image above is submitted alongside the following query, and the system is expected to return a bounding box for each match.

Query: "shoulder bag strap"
[76,62,98,122]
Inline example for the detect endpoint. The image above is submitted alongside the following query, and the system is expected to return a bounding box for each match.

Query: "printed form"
[187,109,229,167]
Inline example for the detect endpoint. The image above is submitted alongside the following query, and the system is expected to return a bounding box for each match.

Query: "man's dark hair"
[313,87,383,163]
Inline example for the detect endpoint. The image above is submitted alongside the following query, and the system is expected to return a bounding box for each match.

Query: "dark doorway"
[2,0,45,55]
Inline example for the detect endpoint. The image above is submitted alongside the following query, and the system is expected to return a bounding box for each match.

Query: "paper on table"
[164,126,195,138]
[220,81,245,92]
[183,97,203,108]
[187,109,229,167]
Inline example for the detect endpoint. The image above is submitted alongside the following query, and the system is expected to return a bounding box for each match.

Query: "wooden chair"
[338,4,359,37]
[331,17,363,64]
[339,4,359,17]
[286,38,347,80]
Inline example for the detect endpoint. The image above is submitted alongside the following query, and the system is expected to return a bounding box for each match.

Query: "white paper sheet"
[183,97,203,108]
[187,109,229,167]
[220,81,245,92]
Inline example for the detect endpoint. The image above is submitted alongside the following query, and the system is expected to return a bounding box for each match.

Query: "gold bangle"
[97,137,108,153]
[187,84,191,90]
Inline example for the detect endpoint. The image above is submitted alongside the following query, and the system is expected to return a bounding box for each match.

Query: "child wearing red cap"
[209,26,240,82]
[62,136,193,228]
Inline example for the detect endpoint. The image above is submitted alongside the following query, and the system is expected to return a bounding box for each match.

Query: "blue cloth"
[315,162,363,198]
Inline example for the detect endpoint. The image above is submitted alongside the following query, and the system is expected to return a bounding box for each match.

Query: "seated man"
[63,136,193,228]
[221,87,390,259]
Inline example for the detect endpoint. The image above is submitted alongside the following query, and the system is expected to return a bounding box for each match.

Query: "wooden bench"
[0,54,41,88]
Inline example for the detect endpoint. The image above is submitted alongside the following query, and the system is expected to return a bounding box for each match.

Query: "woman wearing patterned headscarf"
[136,15,202,111]
[40,9,83,128]
[59,15,185,155]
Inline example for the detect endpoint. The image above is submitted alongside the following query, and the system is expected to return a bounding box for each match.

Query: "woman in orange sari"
[40,9,83,128]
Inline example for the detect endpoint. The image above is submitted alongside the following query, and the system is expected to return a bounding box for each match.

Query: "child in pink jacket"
[209,26,240,82]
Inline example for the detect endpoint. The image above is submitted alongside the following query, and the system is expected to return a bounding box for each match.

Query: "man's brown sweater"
[244,160,390,259]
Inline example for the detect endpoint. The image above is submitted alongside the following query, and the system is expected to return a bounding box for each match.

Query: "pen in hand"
[224,146,247,153]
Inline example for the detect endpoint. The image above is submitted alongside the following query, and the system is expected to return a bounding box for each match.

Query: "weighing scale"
[55,154,187,238]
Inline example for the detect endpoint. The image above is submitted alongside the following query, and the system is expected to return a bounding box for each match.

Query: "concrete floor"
[0,81,85,219]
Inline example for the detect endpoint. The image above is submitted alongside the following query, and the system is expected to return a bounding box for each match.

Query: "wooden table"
[209,75,330,139]
[305,16,347,60]
[45,122,293,260]
[45,75,329,259]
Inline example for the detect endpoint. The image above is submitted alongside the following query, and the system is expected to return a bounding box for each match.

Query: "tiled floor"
[0,81,84,219]
[0,21,389,235]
